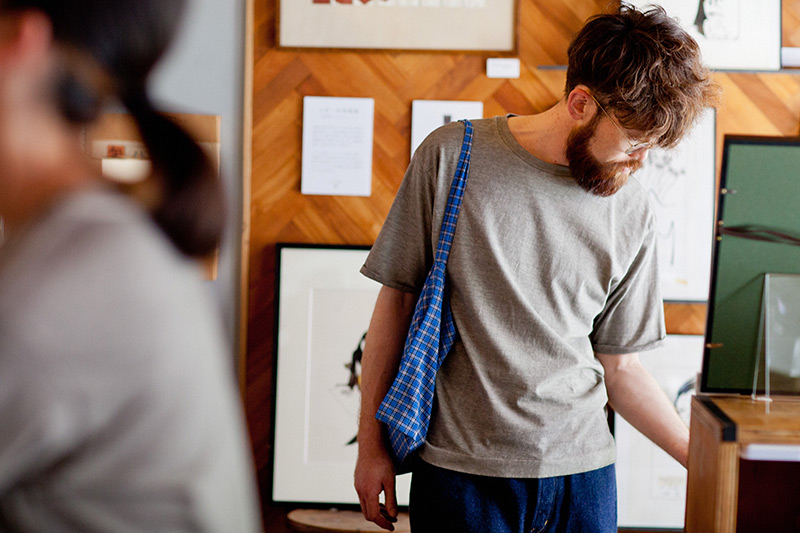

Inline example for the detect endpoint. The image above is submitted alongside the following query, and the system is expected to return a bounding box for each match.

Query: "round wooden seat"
[287,509,411,533]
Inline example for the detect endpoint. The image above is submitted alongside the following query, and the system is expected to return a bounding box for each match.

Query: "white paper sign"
[302,96,375,196]
[410,99,483,158]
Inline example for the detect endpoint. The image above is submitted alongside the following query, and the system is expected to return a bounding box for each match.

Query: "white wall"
[150,0,246,364]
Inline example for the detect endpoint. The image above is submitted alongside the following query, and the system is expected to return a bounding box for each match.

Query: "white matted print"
[271,244,413,506]
[278,0,516,53]
[633,108,716,302]
[615,334,705,529]
[630,0,781,71]
[410,100,484,158]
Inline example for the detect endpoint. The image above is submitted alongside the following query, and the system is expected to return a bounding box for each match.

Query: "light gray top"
[0,188,260,532]
[362,116,665,478]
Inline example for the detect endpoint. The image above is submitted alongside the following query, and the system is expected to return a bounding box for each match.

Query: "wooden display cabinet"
[685,395,800,532]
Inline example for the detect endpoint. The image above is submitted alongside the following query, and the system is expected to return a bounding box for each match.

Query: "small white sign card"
[410,99,484,158]
[301,96,375,196]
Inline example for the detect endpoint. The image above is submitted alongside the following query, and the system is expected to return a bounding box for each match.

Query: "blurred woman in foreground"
[0,1,260,530]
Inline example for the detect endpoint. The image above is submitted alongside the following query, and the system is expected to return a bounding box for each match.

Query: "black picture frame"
[701,135,800,394]
[270,243,414,507]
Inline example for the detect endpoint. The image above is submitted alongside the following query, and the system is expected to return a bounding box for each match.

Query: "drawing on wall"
[271,244,413,506]
[410,100,484,158]
[630,0,780,70]
[343,332,367,445]
[633,109,716,302]
[693,0,739,40]
[305,287,377,463]
[615,334,705,529]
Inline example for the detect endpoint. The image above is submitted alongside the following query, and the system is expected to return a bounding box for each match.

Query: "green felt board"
[702,137,800,393]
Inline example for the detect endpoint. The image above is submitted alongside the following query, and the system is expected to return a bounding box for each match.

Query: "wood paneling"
[245,1,800,528]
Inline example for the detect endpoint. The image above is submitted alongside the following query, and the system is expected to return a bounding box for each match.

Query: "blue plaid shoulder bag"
[375,119,474,474]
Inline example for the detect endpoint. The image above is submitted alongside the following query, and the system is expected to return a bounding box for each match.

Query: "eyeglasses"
[586,92,654,156]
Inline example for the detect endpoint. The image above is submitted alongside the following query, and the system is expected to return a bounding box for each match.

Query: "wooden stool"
[287,509,411,533]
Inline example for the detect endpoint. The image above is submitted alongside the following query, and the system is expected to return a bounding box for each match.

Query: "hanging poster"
[630,0,781,71]
[633,109,716,302]
[278,0,516,53]
[271,244,413,506]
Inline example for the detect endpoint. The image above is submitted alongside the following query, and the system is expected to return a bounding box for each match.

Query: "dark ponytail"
[121,89,225,258]
[6,0,223,257]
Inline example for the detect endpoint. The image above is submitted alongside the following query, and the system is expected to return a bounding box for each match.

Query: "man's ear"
[0,10,53,67]
[566,85,596,123]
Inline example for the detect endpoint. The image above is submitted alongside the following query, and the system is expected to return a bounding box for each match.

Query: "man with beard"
[355,5,719,532]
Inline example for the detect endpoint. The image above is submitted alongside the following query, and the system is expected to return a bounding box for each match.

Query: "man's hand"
[354,445,398,531]
[353,286,416,530]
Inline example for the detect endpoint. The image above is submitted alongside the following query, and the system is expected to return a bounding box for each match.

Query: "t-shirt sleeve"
[589,211,666,354]
[361,123,462,293]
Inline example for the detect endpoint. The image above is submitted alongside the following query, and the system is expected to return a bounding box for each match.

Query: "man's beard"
[566,116,643,197]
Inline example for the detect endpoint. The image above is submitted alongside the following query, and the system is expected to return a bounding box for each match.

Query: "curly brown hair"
[566,3,720,148]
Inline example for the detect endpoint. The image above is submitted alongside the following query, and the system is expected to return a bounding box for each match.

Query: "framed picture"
[410,99,484,158]
[702,136,800,395]
[633,108,716,302]
[277,0,517,53]
[629,0,781,71]
[615,334,705,530]
[271,243,413,506]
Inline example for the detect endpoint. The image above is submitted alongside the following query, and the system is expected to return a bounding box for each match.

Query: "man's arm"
[354,285,416,531]
[597,352,690,468]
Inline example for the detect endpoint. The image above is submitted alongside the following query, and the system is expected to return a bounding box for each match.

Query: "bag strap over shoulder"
[375,119,474,472]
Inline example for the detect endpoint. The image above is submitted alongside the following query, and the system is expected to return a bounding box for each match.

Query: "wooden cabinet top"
[694,395,800,445]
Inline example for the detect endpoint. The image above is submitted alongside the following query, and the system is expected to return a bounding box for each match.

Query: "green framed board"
[702,135,800,394]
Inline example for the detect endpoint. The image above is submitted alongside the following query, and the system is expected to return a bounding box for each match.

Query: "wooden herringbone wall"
[245,1,800,529]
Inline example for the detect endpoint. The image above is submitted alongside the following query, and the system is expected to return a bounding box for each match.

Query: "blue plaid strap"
[376,120,474,470]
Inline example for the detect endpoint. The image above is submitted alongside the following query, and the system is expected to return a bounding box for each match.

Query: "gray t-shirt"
[362,116,665,478]
[0,188,260,532]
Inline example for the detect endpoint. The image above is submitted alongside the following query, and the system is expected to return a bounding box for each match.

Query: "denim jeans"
[409,460,617,533]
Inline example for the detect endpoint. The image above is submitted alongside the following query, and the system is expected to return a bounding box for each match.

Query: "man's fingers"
[361,492,380,523]
[373,514,396,531]
[379,504,398,523]
[358,495,370,522]
[358,490,394,531]
[383,481,398,519]
[356,487,399,531]
[365,499,395,531]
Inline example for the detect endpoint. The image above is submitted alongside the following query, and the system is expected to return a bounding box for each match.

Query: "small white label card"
[486,57,521,79]
[301,96,375,197]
